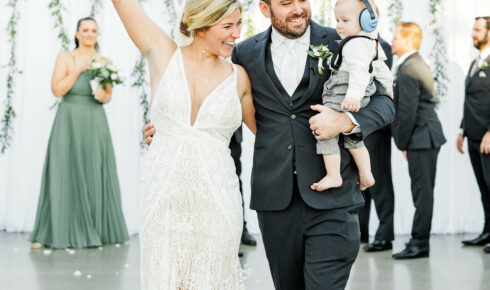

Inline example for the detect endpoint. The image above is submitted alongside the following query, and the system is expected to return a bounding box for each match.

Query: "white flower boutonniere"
[479,60,489,71]
[307,44,333,75]
[479,60,489,78]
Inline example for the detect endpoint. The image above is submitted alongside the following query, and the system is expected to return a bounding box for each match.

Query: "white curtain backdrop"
[0,0,489,237]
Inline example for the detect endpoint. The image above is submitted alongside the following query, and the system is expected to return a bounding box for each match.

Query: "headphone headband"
[362,0,376,20]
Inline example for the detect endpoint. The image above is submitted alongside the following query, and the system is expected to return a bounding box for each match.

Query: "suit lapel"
[467,55,490,89]
[295,22,329,108]
[253,27,291,109]
[465,60,476,89]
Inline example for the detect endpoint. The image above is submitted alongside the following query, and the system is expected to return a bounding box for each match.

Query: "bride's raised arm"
[111,0,176,63]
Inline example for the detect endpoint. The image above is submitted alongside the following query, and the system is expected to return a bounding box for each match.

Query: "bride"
[112,0,256,289]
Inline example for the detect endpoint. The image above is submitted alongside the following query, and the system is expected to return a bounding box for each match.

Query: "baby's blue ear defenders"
[360,0,378,33]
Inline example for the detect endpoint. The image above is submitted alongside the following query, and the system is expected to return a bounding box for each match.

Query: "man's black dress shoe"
[241,225,257,246]
[484,244,490,253]
[462,233,490,246]
[392,244,429,259]
[364,240,392,252]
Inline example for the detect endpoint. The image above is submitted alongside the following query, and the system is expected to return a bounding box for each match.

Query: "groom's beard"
[473,31,488,50]
[270,10,311,39]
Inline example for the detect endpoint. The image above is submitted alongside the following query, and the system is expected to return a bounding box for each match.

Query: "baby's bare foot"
[359,172,375,191]
[311,175,343,191]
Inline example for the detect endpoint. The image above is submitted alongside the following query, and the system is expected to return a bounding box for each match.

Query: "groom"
[146,0,394,288]
[232,0,393,288]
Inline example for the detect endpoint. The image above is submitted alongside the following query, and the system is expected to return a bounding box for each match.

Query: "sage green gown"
[29,70,129,249]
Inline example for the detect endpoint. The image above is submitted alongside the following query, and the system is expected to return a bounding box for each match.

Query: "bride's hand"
[144,120,155,146]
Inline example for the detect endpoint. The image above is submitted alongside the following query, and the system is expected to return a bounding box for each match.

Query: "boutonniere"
[480,60,488,71]
[307,44,333,75]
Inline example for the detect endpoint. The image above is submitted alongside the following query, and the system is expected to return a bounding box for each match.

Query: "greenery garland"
[243,0,256,38]
[1,0,21,153]
[387,0,403,31]
[48,0,70,51]
[90,0,103,18]
[428,0,449,100]
[317,0,334,27]
[164,0,178,35]
[131,54,150,148]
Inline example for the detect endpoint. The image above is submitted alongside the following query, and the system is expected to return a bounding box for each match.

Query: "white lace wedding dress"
[141,48,244,290]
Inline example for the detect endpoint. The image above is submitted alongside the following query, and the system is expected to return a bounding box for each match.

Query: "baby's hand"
[341,97,361,112]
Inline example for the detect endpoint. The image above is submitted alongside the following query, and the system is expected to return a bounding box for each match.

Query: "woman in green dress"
[29,17,129,249]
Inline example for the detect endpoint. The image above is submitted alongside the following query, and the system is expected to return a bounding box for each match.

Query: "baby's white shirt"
[338,30,394,100]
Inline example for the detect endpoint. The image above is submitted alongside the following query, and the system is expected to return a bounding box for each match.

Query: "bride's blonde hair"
[180,0,242,38]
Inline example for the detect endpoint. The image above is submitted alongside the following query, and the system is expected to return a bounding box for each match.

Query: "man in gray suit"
[391,22,446,259]
[458,16,490,252]
[146,0,395,287]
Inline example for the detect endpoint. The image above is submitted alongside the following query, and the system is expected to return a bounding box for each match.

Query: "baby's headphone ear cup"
[359,8,378,33]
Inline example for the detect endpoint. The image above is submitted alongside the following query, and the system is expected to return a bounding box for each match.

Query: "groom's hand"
[309,105,355,140]
[144,119,155,146]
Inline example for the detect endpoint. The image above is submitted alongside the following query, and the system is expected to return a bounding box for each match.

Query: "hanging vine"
[428,0,449,100]
[317,0,334,27]
[243,0,256,38]
[387,0,403,32]
[131,54,150,148]
[164,0,178,38]
[48,0,70,51]
[90,0,103,18]
[1,0,21,153]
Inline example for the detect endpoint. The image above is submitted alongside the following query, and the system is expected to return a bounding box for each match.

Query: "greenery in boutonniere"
[307,44,333,75]
[480,60,489,71]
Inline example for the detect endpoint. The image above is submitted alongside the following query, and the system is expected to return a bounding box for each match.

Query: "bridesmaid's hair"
[180,0,241,38]
[74,17,99,50]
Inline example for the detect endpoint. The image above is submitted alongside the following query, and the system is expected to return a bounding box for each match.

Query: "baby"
[312,0,393,191]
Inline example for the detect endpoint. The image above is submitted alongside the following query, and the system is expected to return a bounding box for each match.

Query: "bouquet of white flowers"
[89,60,123,93]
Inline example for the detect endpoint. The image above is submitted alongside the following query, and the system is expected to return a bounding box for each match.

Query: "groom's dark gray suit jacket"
[232,21,395,211]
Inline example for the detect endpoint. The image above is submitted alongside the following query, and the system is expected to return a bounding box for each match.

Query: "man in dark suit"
[458,16,490,253]
[359,37,396,252]
[232,0,394,288]
[390,22,446,259]
[229,127,257,246]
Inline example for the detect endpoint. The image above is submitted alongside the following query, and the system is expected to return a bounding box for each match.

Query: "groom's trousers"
[257,176,361,290]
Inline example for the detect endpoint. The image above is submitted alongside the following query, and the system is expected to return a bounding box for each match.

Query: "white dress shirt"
[270,26,360,133]
[395,50,417,71]
[271,26,310,96]
[470,46,490,76]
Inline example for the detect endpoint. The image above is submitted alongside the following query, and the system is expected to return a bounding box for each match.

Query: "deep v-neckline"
[178,48,235,127]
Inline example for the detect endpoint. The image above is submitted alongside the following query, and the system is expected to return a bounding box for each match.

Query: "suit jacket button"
[288,145,293,150]
[291,114,296,120]
[289,102,293,107]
